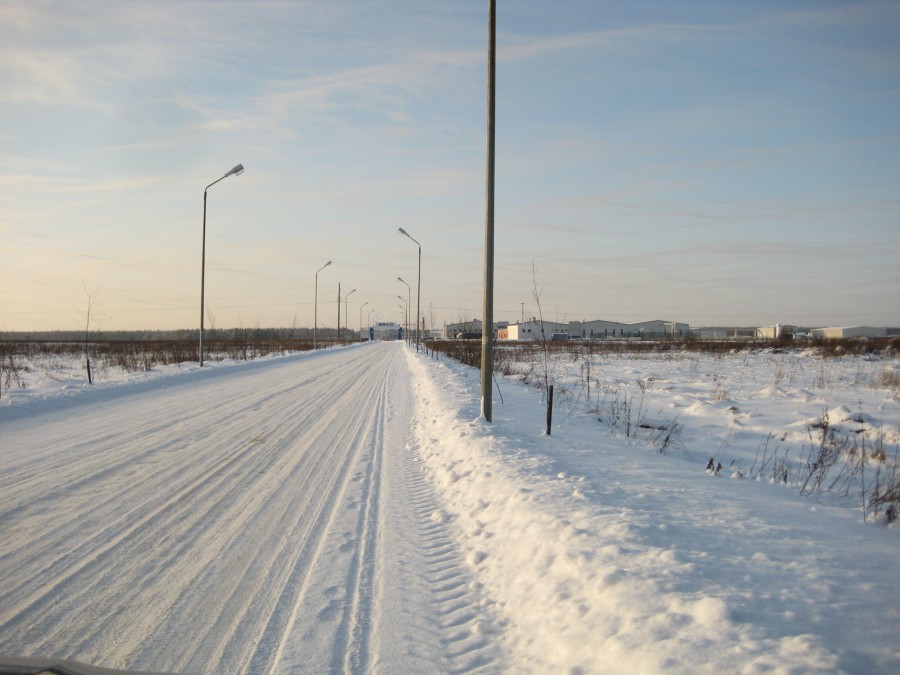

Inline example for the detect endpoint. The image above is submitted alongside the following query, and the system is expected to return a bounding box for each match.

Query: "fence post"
[546,384,554,435]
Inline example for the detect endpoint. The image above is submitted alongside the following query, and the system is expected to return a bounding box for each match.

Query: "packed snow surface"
[1,341,898,673]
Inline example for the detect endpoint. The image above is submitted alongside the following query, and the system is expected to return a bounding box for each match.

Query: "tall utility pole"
[337,281,341,343]
[480,0,496,422]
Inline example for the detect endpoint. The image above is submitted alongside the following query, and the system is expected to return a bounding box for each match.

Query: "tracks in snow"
[0,344,503,673]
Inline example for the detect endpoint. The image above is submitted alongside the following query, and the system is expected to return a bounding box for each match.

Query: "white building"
[629,320,690,338]
[500,320,569,341]
[694,327,755,339]
[568,319,627,339]
[809,326,887,339]
[755,324,799,339]
[568,319,689,339]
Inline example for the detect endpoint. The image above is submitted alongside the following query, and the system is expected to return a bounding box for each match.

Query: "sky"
[2,0,899,333]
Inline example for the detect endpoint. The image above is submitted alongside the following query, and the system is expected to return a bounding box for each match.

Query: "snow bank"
[404,349,899,673]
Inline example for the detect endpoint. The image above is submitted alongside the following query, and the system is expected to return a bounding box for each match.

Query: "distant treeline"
[1,326,350,342]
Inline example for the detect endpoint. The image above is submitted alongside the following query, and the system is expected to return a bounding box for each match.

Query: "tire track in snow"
[330,353,388,675]
[236,350,394,675]
[0,346,393,671]
[0,430,276,641]
[176,348,398,674]
[401,448,504,673]
[0,345,506,673]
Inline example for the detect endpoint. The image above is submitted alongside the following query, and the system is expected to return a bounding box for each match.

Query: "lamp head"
[228,163,245,177]
[398,227,420,246]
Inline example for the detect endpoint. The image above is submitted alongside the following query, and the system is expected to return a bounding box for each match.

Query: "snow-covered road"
[0,342,501,673]
[2,342,898,674]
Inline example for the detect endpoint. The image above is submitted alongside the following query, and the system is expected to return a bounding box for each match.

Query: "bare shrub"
[875,364,900,391]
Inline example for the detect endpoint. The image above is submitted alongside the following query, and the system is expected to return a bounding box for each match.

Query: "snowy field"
[1,341,898,673]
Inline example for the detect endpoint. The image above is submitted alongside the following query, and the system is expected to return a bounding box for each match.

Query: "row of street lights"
[397,277,410,345]
[200,163,425,363]
[398,228,421,352]
[201,2,489,420]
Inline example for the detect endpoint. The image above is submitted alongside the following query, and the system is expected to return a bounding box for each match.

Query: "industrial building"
[809,326,888,339]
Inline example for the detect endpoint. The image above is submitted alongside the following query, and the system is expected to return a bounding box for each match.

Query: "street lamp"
[344,288,356,343]
[397,277,411,345]
[359,301,369,339]
[398,227,422,352]
[397,295,408,342]
[314,260,332,350]
[200,163,244,367]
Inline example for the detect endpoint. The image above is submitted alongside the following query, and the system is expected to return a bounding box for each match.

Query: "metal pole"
[359,301,368,339]
[314,272,319,349]
[398,277,411,346]
[199,164,243,367]
[397,295,408,343]
[344,288,356,342]
[416,244,421,352]
[398,230,421,350]
[313,260,331,350]
[200,189,207,367]
[480,0,496,421]
[337,282,341,343]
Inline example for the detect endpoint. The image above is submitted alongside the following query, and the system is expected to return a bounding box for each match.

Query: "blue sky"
[2,0,899,332]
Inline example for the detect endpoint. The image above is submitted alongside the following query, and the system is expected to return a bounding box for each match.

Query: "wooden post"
[546,385,554,435]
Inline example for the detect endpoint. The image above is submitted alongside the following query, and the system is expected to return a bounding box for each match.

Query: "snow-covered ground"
[1,342,898,673]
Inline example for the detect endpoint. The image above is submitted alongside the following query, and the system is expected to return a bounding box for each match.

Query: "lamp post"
[344,288,356,343]
[397,276,411,346]
[368,308,376,339]
[314,260,332,350]
[200,163,244,367]
[359,301,369,340]
[398,228,422,352]
[397,295,408,342]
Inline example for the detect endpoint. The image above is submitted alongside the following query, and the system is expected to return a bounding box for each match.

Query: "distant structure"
[755,324,798,339]
[499,319,568,341]
[443,319,482,339]
[567,319,689,340]
[371,321,402,341]
[693,327,756,339]
[440,317,893,342]
[809,326,888,339]
[494,318,689,341]
[443,319,509,339]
